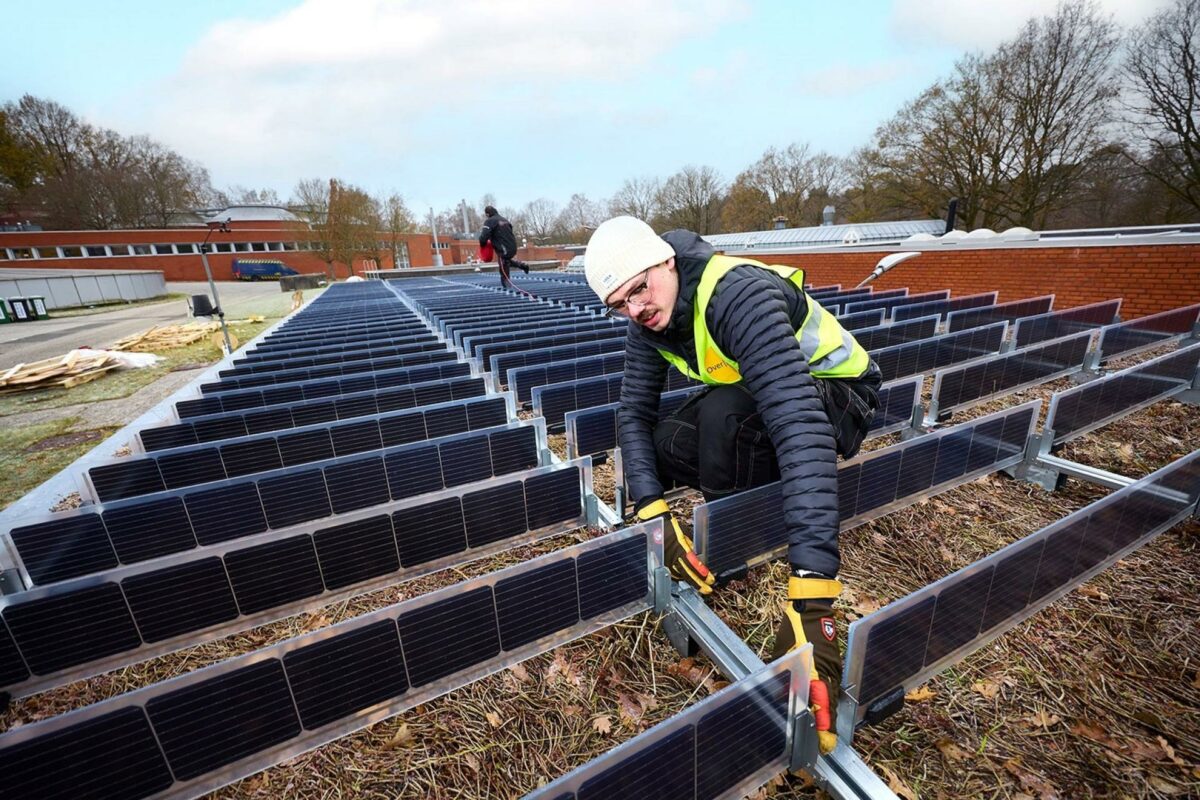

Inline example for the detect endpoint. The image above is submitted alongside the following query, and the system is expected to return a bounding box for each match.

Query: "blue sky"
[1,0,1169,216]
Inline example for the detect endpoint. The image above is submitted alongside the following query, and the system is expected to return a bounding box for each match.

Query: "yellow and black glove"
[772,573,843,754]
[637,499,716,595]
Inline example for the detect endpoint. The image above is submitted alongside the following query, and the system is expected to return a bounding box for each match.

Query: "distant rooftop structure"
[199,205,304,224]
[704,220,946,251]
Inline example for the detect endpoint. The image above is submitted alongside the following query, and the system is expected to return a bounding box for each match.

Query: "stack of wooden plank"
[0,351,120,394]
[109,323,221,352]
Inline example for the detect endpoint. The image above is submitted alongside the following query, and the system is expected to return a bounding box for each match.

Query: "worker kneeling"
[584,216,882,754]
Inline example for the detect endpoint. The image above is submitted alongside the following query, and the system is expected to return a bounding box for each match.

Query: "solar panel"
[1045,342,1200,445]
[0,461,594,698]
[692,401,1039,576]
[89,395,512,502]
[177,361,473,419]
[1011,298,1121,349]
[464,320,625,357]
[143,375,489,451]
[199,354,468,397]
[871,322,1007,382]
[892,292,998,323]
[6,422,543,587]
[842,449,1200,728]
[926,331,1095,422]
[526,647,806,800]
[1096,303,1200,362]
[533,371,698,429]
[476,329,628,371]
[219,344,455,380]
[491,338,628,380]
[834,308,886,331]
[0,526,657,800]
[850,315,940,351]
[844,290,950,317]
[946,295,1054,332]
[509,352,626,403]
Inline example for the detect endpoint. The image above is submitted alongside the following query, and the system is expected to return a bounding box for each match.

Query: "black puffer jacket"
[479,213,518,259]
[617,230,841,577]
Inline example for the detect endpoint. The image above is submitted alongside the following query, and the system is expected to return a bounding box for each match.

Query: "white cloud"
[889,0,1172,50]
[796,60,910,97]
[138,0,746,193]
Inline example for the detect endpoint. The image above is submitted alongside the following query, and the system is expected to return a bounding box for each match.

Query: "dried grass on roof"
[1,346,1197,798]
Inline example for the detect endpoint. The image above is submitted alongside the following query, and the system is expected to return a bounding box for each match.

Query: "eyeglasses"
[603,270,651,318]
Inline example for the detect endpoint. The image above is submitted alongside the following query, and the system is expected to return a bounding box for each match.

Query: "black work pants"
[652,375,880,502]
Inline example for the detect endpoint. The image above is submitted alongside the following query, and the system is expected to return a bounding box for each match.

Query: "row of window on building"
[0,240,341,261]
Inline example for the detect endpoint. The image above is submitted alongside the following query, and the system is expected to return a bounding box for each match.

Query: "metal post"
[199,242,233,353]
[430,207,444,267]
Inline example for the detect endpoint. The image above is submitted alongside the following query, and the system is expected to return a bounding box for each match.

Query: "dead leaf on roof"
[508,663,531,684]
[971,679,1001,700]
[1003,758,1061,800]
[878,765,917,800]
[904,686,937,702]
[1024,709,1061,729]
[384,723,414,750]
[485,711,503,728]
[592,715,612,735]
[935,738,971,762]
[1148,777,1186,796]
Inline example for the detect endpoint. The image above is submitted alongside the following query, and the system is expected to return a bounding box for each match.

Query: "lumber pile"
[110,317,264,353]
[0,351,120,394]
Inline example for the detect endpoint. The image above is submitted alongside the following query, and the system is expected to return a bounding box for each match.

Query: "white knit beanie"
[584,216,675,302]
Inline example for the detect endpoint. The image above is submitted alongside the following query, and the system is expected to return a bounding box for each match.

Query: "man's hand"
[772,573,843,754]
[636,499,716,595]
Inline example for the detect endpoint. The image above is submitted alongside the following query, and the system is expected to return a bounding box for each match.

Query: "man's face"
[604,257,678,332]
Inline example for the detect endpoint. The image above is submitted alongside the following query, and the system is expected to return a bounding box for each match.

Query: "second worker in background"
[479,205,529,289]
[584,215,882,754]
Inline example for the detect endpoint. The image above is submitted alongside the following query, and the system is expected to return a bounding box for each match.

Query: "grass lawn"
[0,417,118,509]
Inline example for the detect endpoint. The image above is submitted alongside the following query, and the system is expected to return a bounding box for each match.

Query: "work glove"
[772,572,843,754]
[637,499,716,595]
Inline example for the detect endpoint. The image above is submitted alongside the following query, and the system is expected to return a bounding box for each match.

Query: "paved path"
[0,281,296,370]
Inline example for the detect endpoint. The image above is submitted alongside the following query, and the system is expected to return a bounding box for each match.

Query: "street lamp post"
[198,219,234,353]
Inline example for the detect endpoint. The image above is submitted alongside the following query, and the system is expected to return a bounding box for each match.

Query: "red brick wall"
[727,243,1200,320]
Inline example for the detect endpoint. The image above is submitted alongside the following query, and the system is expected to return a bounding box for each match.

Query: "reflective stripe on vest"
[656,254,870,385]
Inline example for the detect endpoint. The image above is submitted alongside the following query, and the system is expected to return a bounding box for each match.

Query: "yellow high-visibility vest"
[656,254,870,384]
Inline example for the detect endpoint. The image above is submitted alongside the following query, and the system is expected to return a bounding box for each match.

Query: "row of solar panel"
[1096,302,1200,363]
[219,336,451,378]
[142,375,488,452]
[463,319,626,357]
[0,463,590,698]
[176,360,473,419]
[927,330,1095,421]
[0,529,653,800]
[694,402,1040,576]
[90,395,512,502]
[527,652,801,800]
[892,292,999,323]
[1047,342,1200,444]
[199,343,455,394]
[7,423,542,586]
[844,449,1200,726]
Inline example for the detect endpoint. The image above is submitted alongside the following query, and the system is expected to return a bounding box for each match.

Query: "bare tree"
[656,165,726,234]
[994,0,1120,227]
[608,176,662,222]
[721,143,845,231]
[518,197,559,242]
[290,178,329,224]
[555,193,602,242]
[1122,0,1200,214]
